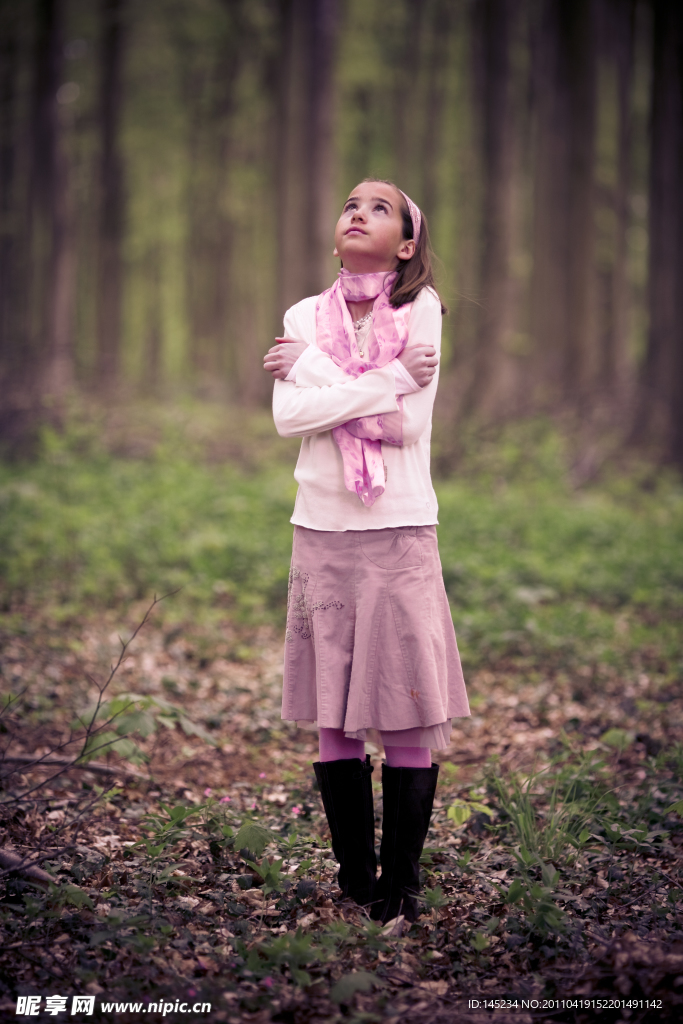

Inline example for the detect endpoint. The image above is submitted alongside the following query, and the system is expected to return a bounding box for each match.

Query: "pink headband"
[399,189,422,246]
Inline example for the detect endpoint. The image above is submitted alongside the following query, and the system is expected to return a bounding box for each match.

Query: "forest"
[1,1,683,1022]
[0,0,681,462]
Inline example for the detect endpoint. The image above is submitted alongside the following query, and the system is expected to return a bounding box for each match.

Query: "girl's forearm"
[272,368,399,439]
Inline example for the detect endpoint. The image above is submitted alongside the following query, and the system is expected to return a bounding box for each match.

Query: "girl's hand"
[263,338,307,379]
[397,343,438,387]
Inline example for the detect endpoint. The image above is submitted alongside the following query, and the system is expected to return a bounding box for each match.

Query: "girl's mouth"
[346,227,366,235]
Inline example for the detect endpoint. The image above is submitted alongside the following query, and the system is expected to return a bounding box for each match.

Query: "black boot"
[370,762,439,923]
[313,755,377,906]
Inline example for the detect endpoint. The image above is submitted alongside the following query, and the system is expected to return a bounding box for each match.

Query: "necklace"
[352,311,372,358]
[352,311,374,327]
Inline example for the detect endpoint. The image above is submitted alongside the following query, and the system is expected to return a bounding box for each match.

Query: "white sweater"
[272,285,442,531]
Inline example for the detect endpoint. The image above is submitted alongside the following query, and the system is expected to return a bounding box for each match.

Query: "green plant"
[245,856,287,897]
[330,971,383,1004]
[488,753,607,863]
[240,929,319,986]
[496,861,567,939]
[74,691,218,767]
[446,797,495,827]
[232,819,280,858]
[418,884,449,924]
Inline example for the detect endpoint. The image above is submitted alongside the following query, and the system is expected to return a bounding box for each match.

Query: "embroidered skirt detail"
[281,524,470,748]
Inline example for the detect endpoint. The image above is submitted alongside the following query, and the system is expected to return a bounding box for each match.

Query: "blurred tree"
[530,0,597,405]
[465,0,517,417]
[30,0,73,409]
[142,240,162,392]
[0,0,30,447]
[1,0,680,469]
[595,0,634,399]
[421,0,457,224]
[564,0,597,402]
[636,0,683,463]
[96,0,126,391]
[174,0,245,390]
[2,0,76,446]
[277,0,339,316]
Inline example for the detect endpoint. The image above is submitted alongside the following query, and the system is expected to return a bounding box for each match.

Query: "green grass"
[1,420,682,678]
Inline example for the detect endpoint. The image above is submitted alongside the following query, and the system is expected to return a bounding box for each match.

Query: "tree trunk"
[391,0,425,197]
[96,0,126,391]
[609,0,634,397]
[276,0,339,320]
[143,242,162,393]
[44,98,76,405]
[24,0,73,429]
[465,0,516,417]
[562,0,597,401]
[421,0,455,224]
[0,1,30,447]
[177,1,245,393]
[637,0,683,461]
[530,0,597,405]
[530,0,571,397]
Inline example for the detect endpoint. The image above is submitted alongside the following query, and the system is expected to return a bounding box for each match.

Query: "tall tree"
[173,0,251,390]
[391,0,425,197]
[530,0,570,398]
[600,0,634,397]
[28,0,73,421]
[142,241,162,393]
[421,0,455,224]
[563,0,597,400]
[465,0,517,417]
[0,1,29,446]
[636,0,683,461]
[96,0,126,391]
[277,0,339,318]
[530,0,597,405]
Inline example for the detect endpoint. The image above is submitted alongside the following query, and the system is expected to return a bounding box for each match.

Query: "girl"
[263,179,470,924]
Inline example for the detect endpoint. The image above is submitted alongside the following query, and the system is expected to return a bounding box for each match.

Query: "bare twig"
[0,592,175,806]
[76,591,176,752]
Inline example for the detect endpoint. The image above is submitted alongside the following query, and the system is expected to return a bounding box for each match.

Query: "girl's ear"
[397,239,416,262]
[333,247,339,257]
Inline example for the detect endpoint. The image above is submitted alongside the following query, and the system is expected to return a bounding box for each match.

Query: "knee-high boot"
[370,762,439,923]
[313,755,377,906]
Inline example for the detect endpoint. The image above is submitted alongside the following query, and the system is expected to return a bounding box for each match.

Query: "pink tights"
[318,727,431,769]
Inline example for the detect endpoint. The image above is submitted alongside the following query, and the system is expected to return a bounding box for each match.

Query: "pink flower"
[261,977,274,989]
[291,806,301,816]
[204,787,212,797]
[259,773,266,778]
[220,795,231,804]
[249,802,257,810]
[187,988,197,998]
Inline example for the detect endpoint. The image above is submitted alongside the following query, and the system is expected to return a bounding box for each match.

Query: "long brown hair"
[362,178,446,314]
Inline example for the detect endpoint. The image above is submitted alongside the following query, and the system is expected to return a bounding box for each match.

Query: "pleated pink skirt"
[281,524,470,749]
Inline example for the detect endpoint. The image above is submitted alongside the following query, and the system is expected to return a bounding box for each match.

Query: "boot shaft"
[313,755,377,904]
[372,762,439,923]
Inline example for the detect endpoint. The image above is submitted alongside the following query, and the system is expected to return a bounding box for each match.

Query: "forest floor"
[1,418,683,1022]
[1,604,682,1024]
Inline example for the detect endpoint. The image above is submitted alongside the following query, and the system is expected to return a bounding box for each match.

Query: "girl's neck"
[347,298,374,322]
[340,260,397,322]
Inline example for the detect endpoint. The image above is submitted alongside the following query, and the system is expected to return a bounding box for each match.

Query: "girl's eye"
[344,202,357,212]
[374,204,388,213]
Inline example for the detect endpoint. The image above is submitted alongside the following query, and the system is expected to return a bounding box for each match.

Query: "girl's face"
[333,181,415,274]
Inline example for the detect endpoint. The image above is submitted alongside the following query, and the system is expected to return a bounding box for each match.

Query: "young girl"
[263,179,470,924]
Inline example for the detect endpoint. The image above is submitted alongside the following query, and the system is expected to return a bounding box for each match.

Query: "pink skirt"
[281,525,470,749]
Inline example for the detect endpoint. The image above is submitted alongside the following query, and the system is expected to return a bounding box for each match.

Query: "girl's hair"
[362,177,446,314]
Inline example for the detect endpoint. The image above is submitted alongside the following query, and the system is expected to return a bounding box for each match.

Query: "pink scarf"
[315,269,411,507]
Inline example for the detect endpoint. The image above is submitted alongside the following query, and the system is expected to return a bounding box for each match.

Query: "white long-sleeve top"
[272,285,442,531]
